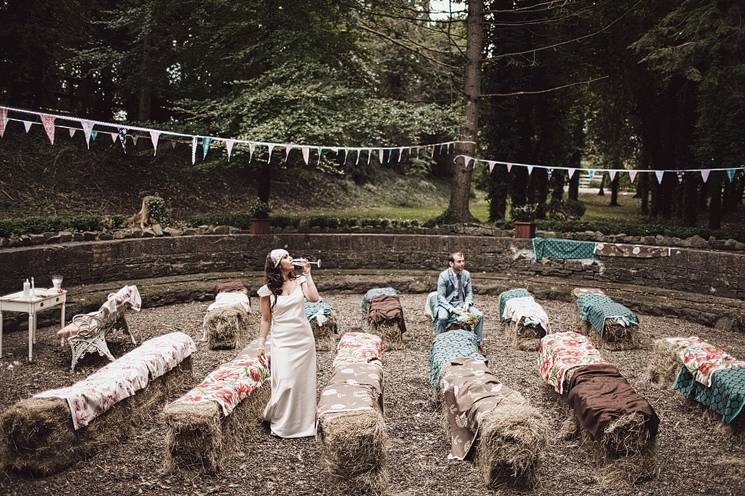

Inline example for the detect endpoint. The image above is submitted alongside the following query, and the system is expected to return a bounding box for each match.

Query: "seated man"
[435,252,484,345]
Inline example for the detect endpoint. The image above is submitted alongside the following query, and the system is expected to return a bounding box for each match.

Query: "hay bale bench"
[317,331,387,495]
[539,332,658,466]
[429,329,546,488]
[424,291,479,333]
[498,288,550,351]
[361,287,406,350]
[305,300,338,351]
[202,280,253,350]
[162,338,270,473]
[647,336,745,434]
[1,331,196,476]
[572,288,641,350]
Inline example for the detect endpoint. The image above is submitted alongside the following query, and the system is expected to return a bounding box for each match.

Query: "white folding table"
[0,289,67,361]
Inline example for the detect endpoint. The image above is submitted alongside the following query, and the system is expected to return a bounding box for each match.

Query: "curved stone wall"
[1,233,744,299]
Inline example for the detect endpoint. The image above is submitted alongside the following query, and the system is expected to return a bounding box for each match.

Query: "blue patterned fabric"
[576,294,639,337]
[360,287,398,319]
[498,288,532,321]
[672,367,745,424]
[304,300,333,321]
[428,329,486,391]
[532,237,596,261]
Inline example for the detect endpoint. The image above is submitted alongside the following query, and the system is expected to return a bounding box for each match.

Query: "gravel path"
[1,292,744,496]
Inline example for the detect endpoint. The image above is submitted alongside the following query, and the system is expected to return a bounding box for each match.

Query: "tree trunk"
[639,172,649,215]
[138,31,153,122]
[551,170,564,203]
[597,174,605,196]
[708,171,723,229]
[682,175,698,226]
[443,0,483,223]
[488,167,510,221]
[568,171,579,201]
[609,174,620,206]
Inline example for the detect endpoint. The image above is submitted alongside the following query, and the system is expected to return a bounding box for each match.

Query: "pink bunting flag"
[81,120,94,148]
[40,114,56,144]
[301,146,310,165]
[191,136,197,164]
[628,170,637,183]
[609,170,617,181]
[68,128,76,138]
[655,170,664,184]
[507,163,513,173]
[149,130,160,156]
[527,165,534,176]
[488,161,496,172]
[23,121,33,133]
[700,169,711,183]
[225,139,235,161]
[0,108,8,138]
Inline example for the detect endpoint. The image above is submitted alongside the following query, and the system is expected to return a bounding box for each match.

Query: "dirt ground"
[1,291,744,496]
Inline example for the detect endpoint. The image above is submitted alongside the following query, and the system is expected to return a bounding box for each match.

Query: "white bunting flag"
[398,147,405,163]
[628,170,637,183]
[40,114,56,144]
[267,144,275,164]
[430,146,435,158]
[568,168,576,179]
[330,147,338,154]
[488,161,496,172]
[609,170,617,181]
[81,120,94,148]
[301,146,310,165]
[131,135,139,146]
[367,149,372,165]
[355,149,361,166]
[465,157,474,168]
[547,168,553,181]
[0,108,6,138]
[527,165,534,176]
[378,149,384,164]
[149,130,160,155]
[507,163,513,173]
[225,139,235,161]
[191,136,197,164]
[248,142,256,161]
[655,170,664,184]
[68,128,76,138]
[317,147,323,165]
[171,141,177,149]
[700,169,711,183]
[22,121,32,133]
[110,132,118,143]
[285,145,292,161]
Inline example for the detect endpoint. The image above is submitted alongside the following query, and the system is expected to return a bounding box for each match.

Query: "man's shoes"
[478,344,485,355]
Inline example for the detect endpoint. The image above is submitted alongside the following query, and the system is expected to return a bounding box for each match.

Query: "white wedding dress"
[258,276,317,438]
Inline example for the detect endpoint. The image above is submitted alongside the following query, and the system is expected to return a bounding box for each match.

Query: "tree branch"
[481,75,608,97]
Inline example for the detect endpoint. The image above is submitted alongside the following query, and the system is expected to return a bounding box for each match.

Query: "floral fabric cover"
[36,331,196,430]
[576,294,639,337]
[440,357,522,460]
[498,288,531,322]
[666,336,745,387]
[360,287,398,319]
[429,329,486,391]
[594,242,677,258]
[503,296,551,333]
[56,285,142,340]
[538,331,608,394]
[332,331,383,368]
[172,339,270,417]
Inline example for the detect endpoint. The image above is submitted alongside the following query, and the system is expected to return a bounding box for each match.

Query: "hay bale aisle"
[317,331,387,495]
[429,329,547,488]
[1,332,196,476]
[162,338,271,473]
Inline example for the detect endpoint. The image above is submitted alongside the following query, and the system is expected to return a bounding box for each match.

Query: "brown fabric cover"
[367,295,407,333]
[566,364,659,440]
[318,362,384,419]
[214,280,247,294]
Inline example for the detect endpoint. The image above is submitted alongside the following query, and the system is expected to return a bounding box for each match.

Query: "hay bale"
[368,320,403,351]
[203,306,252,350]
[646,338,680,387]
[318,410,388,495]
[163,380,270,473]
[1,357,192,476]
[310,313,338,351]
[512,318,547,351]
[578,315,640,351]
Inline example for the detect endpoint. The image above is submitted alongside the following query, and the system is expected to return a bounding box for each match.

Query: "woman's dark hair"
[264,254,296,310]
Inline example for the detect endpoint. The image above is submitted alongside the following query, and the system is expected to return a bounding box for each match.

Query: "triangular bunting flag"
[527,165,534,176]
[488,161,496,173]
[726,169,736,183]
[330,147,338,154]
[547,168,553,181]
[191,136,197,164]
[0,108,6,138]
[507,163,513,173]
[430,146,435,158]
[131,135,139,146]
[81,120,94,148]
[676,171,685,184]
[568,168,576,179]
[68,128,76,138]
[248,142,256,161]
[317,147,323,165]
[202,137,212,159]
[465,157,474,168]
[342,148,349,165]
[22,121,33,133]
[609,170,617,182]
[628,170,637,183]
[655,170,664,184]
[398,147,405,163]
[40,114,56,144]
[225,139,235,161]
[149,130,160,156]
[700,169,710,183]
[91,131,98,141]
[301,146,310,165]
[587,169,595,180]
[267,144,275,164]
[355,149,361,166]
[110,132,119,143]
[367,149,372,165]
[171,141,177,149]
[378,149,384,164]
[285,145,292,161]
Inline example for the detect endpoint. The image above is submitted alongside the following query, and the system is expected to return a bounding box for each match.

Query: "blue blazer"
[436,269,473,312]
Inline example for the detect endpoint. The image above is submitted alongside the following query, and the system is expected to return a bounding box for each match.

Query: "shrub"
[246,198,271,219]
[547,199,586,221]
[511,203,539,222]
[143,196,169,225]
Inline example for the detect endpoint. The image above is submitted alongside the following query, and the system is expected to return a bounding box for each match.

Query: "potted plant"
[247,199,272,234]
[511,203,538,238]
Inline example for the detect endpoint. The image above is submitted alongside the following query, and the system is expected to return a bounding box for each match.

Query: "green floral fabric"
[428,329,486,392]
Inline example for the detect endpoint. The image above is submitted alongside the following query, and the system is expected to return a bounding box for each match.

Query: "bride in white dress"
[257,249,319,438]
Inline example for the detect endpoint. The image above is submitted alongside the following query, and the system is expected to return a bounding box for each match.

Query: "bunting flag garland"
[628,170,637,183]
[202,137,212,159]
[149,130,160,156]
[225,139,235,160]
[726,169,737,183]
[40,114,56,144]
[191,136,197,165]
[82,120,94,148]
[68,128,76,138]
[701,169,710,183]
[0,108,7,138]
[655,170,665,184]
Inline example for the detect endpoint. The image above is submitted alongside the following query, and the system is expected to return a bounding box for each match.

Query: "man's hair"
[448,251,464,263]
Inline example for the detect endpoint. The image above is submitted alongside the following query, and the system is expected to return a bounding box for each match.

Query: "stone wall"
[1,234,744,299]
